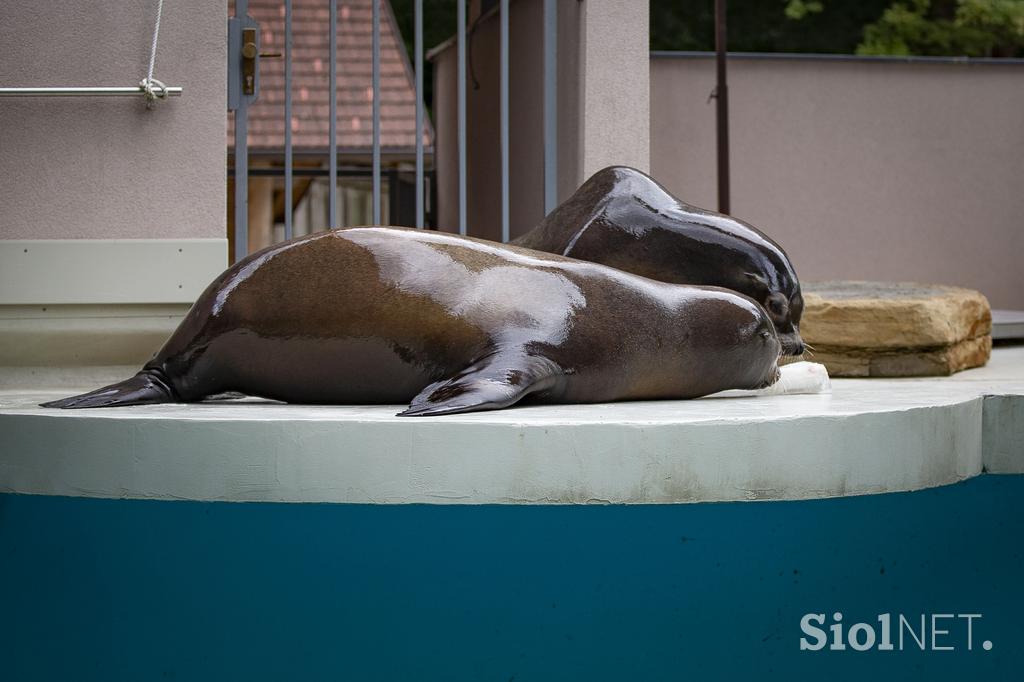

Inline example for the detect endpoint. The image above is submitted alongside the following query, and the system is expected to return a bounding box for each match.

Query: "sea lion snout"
[755,366,783,390]
[753,315,783,387]
[749,342,783,389]
[778,330,805,356]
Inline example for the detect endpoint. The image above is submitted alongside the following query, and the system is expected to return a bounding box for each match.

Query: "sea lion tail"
[39,370,177,409]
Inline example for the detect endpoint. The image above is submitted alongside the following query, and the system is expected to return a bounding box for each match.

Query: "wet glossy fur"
[514,166,806,355]
[42,227,781,415]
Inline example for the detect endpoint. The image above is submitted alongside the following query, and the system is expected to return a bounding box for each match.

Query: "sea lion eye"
[767,295,788,316]
[744,272,770,294]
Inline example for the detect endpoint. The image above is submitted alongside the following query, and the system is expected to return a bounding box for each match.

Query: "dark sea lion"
[513,166,806,355]
[41,227,781,416]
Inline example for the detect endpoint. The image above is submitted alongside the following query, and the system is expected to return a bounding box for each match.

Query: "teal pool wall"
[1,475,1022,681]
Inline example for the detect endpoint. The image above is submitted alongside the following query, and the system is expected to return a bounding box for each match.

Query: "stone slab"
[801,281,991,348]
[810,335,992,378]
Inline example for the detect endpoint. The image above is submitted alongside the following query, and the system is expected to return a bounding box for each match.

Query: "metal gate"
[228,0,559,262]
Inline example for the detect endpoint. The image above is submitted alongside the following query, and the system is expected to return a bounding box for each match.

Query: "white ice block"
[710,361,832,398]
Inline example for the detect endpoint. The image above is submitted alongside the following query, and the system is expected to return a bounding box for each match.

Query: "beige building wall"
[0,1,227,381]
[651,54,1024,310]
[0,1,226,242]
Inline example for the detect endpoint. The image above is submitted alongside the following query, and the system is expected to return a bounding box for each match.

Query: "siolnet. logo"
[799,612,993,652]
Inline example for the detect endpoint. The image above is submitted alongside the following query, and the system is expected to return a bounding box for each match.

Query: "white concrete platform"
[2,348,1023,505]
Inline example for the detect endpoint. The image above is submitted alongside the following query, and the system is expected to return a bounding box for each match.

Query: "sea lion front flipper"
[399,353,562,417]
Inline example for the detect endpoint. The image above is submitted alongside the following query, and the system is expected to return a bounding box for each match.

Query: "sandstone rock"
[801,281,991,349]
[798,281,992,377]
[808,335,992,378]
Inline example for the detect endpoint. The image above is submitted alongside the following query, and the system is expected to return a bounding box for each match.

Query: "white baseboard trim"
[0,239,228,305]
[0,304,189,370]
[0,365,142,391]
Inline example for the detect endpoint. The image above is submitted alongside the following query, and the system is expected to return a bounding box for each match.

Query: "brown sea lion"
[41,227,781,416]
[514,166,806,355]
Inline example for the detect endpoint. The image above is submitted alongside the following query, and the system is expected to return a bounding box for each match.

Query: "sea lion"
[514,166,806,355]
[41,227,782,416]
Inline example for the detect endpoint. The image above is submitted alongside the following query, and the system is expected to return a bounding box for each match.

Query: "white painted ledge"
[1,348,1022,505]
[0,239,227,305]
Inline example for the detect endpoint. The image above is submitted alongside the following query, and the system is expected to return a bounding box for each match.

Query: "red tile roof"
[228,0,433,153]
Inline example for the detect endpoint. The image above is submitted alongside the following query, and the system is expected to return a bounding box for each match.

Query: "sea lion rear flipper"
[40,371,177,409]
[399,353,562,417]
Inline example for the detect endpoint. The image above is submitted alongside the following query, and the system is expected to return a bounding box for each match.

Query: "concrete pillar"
[574,0,650,181]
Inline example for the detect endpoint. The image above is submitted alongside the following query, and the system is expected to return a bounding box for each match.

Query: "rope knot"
[140,77,168,108]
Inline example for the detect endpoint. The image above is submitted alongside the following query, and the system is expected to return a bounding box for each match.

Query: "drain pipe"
[715,0,730,214]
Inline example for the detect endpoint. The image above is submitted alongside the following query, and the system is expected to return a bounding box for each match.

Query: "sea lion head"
[687,291,783,393]
[537,166,807,356]
[733,297,783,390]
[738,268,805,357]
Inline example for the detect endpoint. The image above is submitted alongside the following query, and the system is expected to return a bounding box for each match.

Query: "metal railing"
[0,0,180,105]
[227,164,437,231]
[0,86,183,98]
[231,0,560,260]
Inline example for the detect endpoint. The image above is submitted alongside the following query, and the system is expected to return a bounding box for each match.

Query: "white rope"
[140,0,168,107]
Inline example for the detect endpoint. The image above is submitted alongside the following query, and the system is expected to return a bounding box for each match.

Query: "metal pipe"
[0,86,183,97]
[284,0,293,240]
[543,0,557,214]
[500,0,510,242]
[329,0,338,228]
[457,0,467,235]
[714,0,730,215]
[415,0,424,228]
[372,0,381,224]
[233,0,250,262]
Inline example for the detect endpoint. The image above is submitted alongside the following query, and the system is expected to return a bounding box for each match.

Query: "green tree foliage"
[651,0,1023,56]
[857,0,1024,57]
[389,0,459,60]
[650,0,893,53]
[785,1,825,20]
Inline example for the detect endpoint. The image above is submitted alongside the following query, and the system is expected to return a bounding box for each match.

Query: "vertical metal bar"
[234,0,249,261]
[329,0,338,227]
[284,0,293,239]
[500,0,509,242]
[414,0,424,228]
[715,0,730,214]
[543,0,557,214]
[457,0,467,235]
[372,0,381,224]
